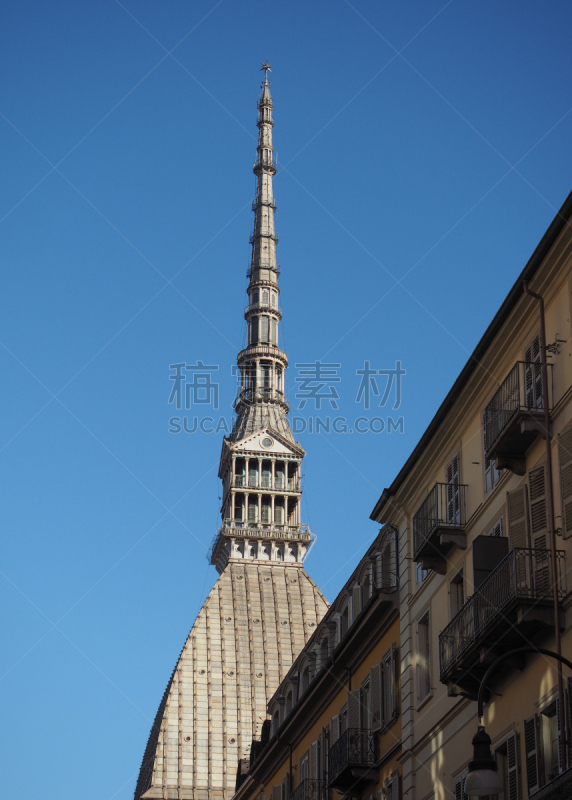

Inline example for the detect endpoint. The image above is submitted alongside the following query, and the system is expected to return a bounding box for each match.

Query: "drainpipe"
[523,281,565,771]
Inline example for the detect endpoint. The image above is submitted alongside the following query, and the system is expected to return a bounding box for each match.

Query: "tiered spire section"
[211,65,312,574]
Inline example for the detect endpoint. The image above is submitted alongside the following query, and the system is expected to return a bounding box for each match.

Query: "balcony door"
[446,453,461,525]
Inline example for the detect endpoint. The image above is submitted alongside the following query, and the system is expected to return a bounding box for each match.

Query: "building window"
[417,612,431,703]
[483,411,503,493]
[446,453,461,524]
[525,334,543,409]
[487,515,504,538]
[381,645,398,726]
[416,562,428,585]
[450,569,465,617]
[541,702,560,782]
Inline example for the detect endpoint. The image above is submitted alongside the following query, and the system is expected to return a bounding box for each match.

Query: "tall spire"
[210,68,312,573]
[133,70,328,800]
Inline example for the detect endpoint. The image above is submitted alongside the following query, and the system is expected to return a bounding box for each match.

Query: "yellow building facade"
[233,525,402,800]
[371,191,572,800]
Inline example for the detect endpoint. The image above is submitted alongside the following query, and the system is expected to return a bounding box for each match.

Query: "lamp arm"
[477,646,572,720]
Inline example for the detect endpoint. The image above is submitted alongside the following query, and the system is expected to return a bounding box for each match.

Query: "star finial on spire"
[261,61,272,76]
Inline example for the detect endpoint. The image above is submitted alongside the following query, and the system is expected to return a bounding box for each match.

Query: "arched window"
[301,665,310,693]
[286,690,293,715]
[273,709,280,735]
[320,637,329,665]
[276,547,284,561]
[252,289,259,306]
[262,289,269,305]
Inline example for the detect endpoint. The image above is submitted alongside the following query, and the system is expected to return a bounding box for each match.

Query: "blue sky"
[1,1,571,798]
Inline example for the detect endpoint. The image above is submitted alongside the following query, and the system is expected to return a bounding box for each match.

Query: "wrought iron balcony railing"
[289,779,325,800]
[484,360,552,473]
[413,482,467,563]
[530,766,572,800]
[328,728,375,788]
[439,547,566,686]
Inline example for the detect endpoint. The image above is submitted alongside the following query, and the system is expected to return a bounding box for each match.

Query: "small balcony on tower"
[412,482,467,574]
[484,360,552,475]
[244,301,282,319]
[327,729,376,793]
[234,387,289,411]
[439,545,566,699]
[250,230,278,245]
[252,195,276,211]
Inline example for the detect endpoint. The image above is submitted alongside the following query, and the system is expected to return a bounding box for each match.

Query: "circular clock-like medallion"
[261,437,273,448]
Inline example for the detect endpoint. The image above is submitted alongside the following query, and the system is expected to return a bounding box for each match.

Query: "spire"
[209,68,312,574]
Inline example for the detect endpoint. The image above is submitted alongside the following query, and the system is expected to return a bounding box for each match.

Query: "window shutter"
[310,741,319,780]
[347,688,361,729]
[506,732,520,800]
[390,772,400,800]
[352,585,362,620]
[529,466,550,593]
[525,715,541,794]
[454,775,468,800]
[529,466,547,543]
[271,785,283,800]
[559,427,572,538]
[392,643,400,719]
[282,774,289,800]
[556,696,564,774]
[335,615,342,646]
[370,664,382,731]
[507,485,529,548]
[330,714,340,744]
[567,679,572,769]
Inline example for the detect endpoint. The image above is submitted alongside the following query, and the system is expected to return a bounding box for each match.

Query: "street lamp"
[466,647,572,797]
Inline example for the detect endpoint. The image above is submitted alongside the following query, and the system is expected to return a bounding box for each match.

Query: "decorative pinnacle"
[260,60,272,75]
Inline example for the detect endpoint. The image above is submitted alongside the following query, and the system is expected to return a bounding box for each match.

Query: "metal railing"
[328,729,375,784]
[254,155,277,171]
[247,264,281,279]
[530,766,572,799]
[439,547,567,679]
[252,196,276,210]
[413,483,467,559]
[289,780,325,800]
[250,231,278,244]
[484,360,552,454]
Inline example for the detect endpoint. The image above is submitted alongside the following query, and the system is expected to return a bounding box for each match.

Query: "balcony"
[234,387,289,411]
[328,729,376,792]
[531,766,572,799]
[252,196,276,211]
[439,547,566,699]
[289,780,325,800]
[484,360,552,475]
[232,477,300,491]
[412,483,467,573]
[250,231,279,245]
[207,522,313,564]
[244,301,282,318]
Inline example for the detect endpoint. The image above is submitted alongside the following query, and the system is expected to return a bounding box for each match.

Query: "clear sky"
[1,1,571,798]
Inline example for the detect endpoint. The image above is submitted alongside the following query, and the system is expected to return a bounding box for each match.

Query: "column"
[258,493,262,524]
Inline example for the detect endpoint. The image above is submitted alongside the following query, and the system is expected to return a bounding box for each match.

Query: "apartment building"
[371,191,572,800]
